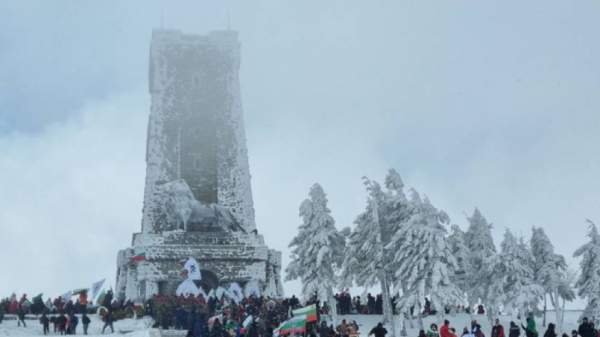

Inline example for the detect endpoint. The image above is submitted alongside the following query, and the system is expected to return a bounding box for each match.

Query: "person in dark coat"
[509,322,520,337]
[175,307,187,330]
[102,311,114,334]
[579,318,595,337]
[367,294,376,314]
[544,324,557,337]
[191,314,207,337]
[247,321,259,337]
[40,313,50,335]
[369,323,388,337]
[102,291,114,310]
[68,313,79,335]
[82,313,91,335]
[319,321,330,337]
[211,319,225,337]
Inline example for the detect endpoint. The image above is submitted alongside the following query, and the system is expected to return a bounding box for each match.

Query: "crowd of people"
[2,290,599,337]
[0,290,130,335]
[334,292,387,315]
[417,316,600,337]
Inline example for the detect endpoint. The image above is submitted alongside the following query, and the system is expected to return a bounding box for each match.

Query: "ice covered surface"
[0,312,584,337]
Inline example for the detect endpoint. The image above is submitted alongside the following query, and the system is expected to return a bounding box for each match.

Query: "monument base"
[116,230,283,302]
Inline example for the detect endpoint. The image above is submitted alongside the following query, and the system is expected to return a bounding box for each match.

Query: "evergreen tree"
[489,230,542,319]
[447,225,471,297]
[464,208,497,309]
[341,175,400,330]
[573,220,600,324]
[285,183,346,309]
[390,190,463,328]
[531,227,574,329]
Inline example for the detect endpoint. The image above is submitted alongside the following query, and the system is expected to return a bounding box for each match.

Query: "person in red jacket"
[441,320,453,337]
[491,319,505,337]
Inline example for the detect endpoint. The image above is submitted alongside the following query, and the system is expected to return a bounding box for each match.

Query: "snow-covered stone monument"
[116,29,283,301]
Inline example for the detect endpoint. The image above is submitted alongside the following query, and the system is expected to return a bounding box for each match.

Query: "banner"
[292,304,318,323]
[184,258,202,281]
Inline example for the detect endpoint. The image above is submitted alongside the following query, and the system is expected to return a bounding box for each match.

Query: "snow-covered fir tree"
[389,190,463,328]
[531,227,574,329]
[488,230,542,319]
[381,169,412,232]
[447,224,471,297]
[285,183,346,311]
[341,174,403,329]
[464,208,497,309]
[573,220,600,324]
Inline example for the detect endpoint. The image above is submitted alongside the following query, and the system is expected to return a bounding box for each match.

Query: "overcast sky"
[1,1,599,304]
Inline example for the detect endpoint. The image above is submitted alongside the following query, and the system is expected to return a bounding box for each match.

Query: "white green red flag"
[292,304,318,323]
[274,316,307,336]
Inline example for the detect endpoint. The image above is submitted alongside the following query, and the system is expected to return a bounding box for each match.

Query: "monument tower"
[116,29,283,301]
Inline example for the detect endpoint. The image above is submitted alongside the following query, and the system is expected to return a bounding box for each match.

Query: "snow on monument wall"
[116,29,283,301]
[143,29,256,233]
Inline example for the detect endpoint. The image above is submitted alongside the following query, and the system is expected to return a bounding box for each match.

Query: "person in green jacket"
[428,324,441,337]
[521,316,538,337]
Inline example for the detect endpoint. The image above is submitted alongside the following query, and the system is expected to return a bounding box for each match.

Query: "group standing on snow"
[0,289,121,335]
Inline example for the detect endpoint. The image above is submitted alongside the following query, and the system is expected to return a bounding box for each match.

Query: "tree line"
[285,169,600,335]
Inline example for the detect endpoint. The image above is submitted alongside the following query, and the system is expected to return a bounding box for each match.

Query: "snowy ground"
[0,312,583,337]
[0,315,155,337]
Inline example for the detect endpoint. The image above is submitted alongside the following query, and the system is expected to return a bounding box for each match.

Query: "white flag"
[184,258,202,281]
[176,279,201,297]
[89,279,106,300]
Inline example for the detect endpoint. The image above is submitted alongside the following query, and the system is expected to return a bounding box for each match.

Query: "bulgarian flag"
[292,304,318,323]
[130,253,146,263]
[274,316,307,336]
